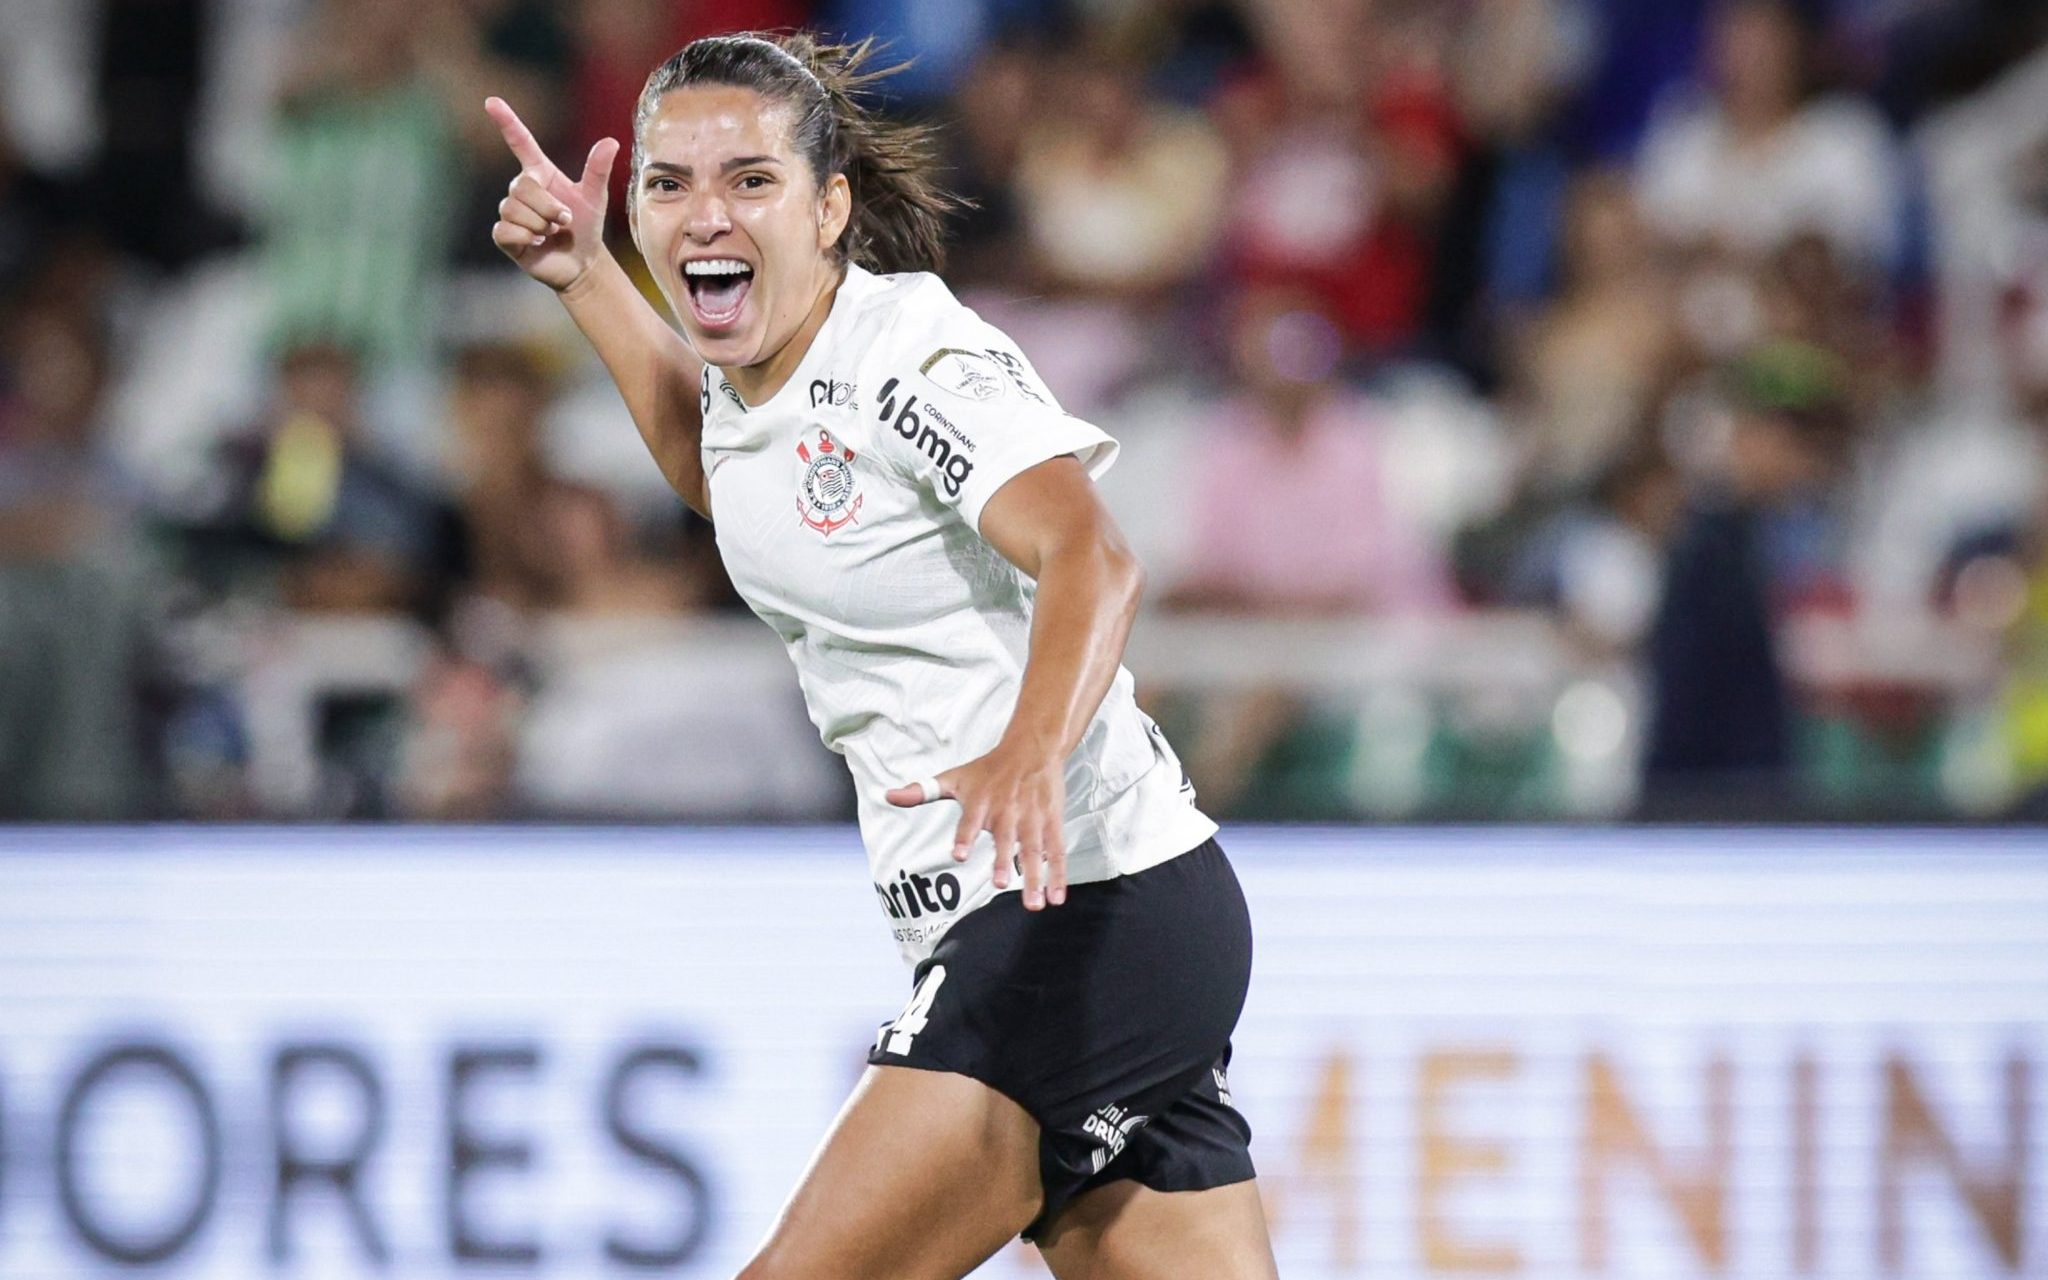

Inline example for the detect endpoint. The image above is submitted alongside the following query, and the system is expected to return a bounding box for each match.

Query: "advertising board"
[0,827,2042,1277]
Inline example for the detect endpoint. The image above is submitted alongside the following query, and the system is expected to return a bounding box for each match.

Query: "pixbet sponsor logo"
[875,378,974,498]
[808,377,854,408]
[871,868,963,921]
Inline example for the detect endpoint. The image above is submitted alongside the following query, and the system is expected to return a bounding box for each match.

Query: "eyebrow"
[643,155,784,179]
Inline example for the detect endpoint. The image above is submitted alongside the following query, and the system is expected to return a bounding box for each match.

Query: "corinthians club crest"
[797,428,861,536]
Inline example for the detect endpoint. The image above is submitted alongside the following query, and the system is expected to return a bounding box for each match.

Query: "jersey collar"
[727,262,882,417]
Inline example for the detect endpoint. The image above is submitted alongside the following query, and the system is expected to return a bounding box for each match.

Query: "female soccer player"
[486,33,1277,1279]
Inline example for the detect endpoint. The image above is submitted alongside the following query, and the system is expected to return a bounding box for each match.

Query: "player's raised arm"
[485,96,709,516]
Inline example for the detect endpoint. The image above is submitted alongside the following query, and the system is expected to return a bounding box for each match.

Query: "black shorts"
[866,837,1256,1240]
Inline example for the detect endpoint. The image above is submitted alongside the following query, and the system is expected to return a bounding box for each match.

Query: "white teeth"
[684,259,751,277]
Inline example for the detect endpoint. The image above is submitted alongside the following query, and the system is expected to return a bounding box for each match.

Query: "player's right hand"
[485,96,620,293]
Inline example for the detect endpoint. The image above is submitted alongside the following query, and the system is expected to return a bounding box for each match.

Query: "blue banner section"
[0,827,2043,1277]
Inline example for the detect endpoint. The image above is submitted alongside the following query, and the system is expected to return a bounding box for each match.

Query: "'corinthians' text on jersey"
[698,264,1217,963]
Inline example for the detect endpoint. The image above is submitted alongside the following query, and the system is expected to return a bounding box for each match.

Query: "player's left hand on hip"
[886,747,1069,910]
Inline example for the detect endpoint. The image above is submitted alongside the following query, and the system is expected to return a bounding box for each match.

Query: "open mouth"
[683,258,754,330]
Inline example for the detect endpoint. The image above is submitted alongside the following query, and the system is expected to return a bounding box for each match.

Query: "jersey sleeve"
[860,306,1119,534]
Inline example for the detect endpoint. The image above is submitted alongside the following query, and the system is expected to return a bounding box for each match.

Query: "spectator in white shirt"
[1636,0,1901,270]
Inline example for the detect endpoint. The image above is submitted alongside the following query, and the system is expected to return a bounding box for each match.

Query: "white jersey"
[698,263,1217,963]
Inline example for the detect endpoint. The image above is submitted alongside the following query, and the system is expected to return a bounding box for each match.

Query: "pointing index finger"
[485,96,550,171]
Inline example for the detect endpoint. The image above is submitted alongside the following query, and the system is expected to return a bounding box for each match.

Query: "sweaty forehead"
[641,85,802,167]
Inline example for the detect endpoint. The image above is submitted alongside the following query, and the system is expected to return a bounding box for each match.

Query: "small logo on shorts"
[1083,1102,1150,1173]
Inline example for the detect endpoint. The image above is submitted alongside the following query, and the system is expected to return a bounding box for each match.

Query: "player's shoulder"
[840,266,978,361]
[842,266,1057,412]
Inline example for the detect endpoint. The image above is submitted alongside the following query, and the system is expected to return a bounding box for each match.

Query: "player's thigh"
[738,1063,1044,1280]
[1034,1178,1279,1280]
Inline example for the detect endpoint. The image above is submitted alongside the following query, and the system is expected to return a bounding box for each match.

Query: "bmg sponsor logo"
[875,378,974,498]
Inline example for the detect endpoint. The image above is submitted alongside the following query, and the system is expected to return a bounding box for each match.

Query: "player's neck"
[726,266,846,406]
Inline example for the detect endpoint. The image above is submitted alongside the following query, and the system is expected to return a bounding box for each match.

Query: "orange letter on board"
[1878,1051,2027,1273]
[1417,1047,1523,1274]
[1578,1051,1733,1272]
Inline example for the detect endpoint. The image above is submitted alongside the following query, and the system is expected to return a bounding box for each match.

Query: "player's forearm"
[1000,537,1146,762]
[559,252,709,514]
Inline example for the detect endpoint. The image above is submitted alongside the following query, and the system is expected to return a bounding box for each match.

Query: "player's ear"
[818,172,851,255]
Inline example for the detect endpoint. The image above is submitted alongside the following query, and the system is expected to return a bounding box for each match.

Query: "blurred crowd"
[3,0,2047,822]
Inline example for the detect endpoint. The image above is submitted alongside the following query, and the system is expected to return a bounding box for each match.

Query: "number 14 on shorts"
[878,965,947,1056]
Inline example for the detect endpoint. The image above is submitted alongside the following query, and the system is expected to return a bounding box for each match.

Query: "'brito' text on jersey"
[873,868,963,920]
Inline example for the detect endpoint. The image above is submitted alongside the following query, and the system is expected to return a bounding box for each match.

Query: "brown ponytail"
[634,32,961,275]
